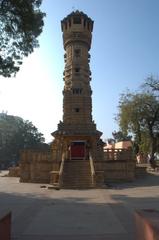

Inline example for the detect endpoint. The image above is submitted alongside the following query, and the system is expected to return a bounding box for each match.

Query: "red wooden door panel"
[71,142,85,159]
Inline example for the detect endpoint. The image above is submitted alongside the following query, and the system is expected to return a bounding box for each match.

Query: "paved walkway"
[0,170,159,240]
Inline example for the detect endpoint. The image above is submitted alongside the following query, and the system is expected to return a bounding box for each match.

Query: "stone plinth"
[8,166,20,177]
[20,150,53,183]
[95,160,135,182]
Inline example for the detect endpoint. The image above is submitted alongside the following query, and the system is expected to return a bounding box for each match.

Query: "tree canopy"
[0,113,46,168]
[117,77,159,158]
[142,75,159,92]
[0,0,45,77]
[112,131,132,143]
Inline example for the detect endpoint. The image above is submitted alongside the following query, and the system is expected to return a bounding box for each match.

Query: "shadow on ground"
[104,171,159,189]
[0,187,137,240]
[0,171,159,239]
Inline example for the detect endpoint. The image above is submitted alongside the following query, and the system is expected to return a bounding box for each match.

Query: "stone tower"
[51,11,104,166]
[61,11,94,128]
[19,11,135,187]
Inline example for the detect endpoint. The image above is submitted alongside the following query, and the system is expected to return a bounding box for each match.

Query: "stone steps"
[61,160,93,189]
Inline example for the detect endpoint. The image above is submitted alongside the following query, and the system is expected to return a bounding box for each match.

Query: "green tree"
[142,75,159,92]
[112,130,132,142]
[0,0,45,77]
[117,78,159,160]
[0,113,46,168]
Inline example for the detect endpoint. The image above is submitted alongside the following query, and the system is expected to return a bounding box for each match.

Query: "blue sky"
[0,0,159,142]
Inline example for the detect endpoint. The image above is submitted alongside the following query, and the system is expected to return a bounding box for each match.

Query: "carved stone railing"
[89,152,96,187]
[58,153,65,188]
[20,149,53,163]
[50,153,65,188]
[104,148,133,161]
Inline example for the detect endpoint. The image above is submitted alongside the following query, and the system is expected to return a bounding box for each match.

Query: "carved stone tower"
[51,11,104,187]
[62,11,94,128]
[19,11,134,188]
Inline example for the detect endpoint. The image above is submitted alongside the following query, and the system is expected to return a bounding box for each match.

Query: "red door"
[71,141,85,160]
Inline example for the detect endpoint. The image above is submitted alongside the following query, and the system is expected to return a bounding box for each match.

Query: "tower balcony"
[61,11,94,50]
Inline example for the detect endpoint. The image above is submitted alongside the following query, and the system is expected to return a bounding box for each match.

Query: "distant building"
[115,141,132,149]
[104,141,132,151]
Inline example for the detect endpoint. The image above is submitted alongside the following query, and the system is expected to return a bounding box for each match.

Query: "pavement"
[0,170,159,240]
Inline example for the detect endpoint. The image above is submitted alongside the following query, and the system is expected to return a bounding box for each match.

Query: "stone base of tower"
[19,124,135,188]
[51,121,104,160]
[48,121,105,188]
[19,121,106,188]
[18,147,135,189]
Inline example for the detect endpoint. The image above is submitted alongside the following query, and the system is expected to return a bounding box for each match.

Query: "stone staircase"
[61,160,94,189]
